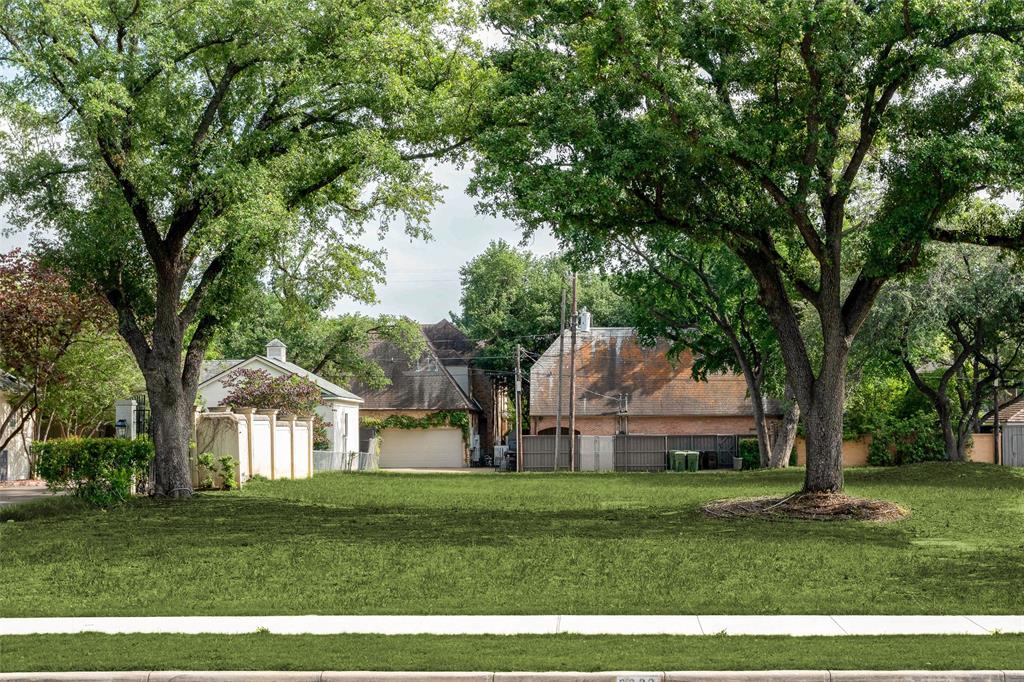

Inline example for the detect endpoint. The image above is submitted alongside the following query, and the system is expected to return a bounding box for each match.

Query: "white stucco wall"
[293,421,311,479]
[193,413,245,488]
[273,421,292,479]
[237,418,250,481]
[251,416,273,478]
[198,358,359,456]
[193,412,314,484]
[1,393,33,480]
[319,402,359,454]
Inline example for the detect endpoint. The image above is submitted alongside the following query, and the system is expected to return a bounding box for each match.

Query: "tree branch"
[179,248,231,329]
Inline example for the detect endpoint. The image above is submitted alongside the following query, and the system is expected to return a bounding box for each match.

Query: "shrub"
[34,437,154,506]
[738,438,760,469]
[868,411,946,466]
[196,452,238,490]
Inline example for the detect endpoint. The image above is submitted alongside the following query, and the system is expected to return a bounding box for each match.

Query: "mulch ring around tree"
[702,492,909,522]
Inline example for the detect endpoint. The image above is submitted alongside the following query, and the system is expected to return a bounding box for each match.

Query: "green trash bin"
[683,450,699,472]
[668,450,685,472]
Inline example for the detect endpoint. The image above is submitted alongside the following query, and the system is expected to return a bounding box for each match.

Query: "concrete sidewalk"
[1,615,1022,636]
[1,671,1023,681]
[0,484,55,507]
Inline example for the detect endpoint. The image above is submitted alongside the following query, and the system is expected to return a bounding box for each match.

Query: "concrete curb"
[0,672,1021,681]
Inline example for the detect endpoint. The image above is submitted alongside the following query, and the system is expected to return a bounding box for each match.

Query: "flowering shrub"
[221,369,330,448]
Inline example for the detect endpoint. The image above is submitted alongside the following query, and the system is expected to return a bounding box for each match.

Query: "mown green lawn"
[3,633,1024,672]
[1,462,1021,616]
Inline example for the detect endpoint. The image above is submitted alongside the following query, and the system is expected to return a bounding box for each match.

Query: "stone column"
[256,409,278,480]
[114,399,137,439]
[234,407,256,483]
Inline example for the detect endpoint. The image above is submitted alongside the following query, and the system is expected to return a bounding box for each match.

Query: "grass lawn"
[2,633,1024,672]
[0,462,1021,616]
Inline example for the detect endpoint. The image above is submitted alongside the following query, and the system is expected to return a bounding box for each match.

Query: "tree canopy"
[615,236,797,467]
[861,244,1024,460]
[0,0,487,495]
[452,239,632,381]
[0,251,110,452]
[473,0,1024,492]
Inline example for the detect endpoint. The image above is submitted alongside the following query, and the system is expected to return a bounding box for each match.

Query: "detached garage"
[350,330,481,469]
[378,427,464,468]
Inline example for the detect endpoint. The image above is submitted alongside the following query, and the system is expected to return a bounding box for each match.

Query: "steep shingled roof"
[530,327,775,418]
[421,319,478,364]
[349,330,478,411]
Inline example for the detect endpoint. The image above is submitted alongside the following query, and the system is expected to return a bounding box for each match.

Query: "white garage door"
[378,427,465,468]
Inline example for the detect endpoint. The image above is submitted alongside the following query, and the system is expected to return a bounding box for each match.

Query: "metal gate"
[1002,424,1024,467]
[133,392,153,439]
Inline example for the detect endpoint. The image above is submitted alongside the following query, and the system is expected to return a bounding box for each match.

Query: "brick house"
[530,326,776,437]
[350,320,507,468]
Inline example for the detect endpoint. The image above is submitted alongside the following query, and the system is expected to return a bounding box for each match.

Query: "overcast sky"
[334,162,560,322]
[0,161,560,323]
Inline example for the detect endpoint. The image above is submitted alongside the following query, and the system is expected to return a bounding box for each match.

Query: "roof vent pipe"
[266,339,287,362]
[578,309,592,333]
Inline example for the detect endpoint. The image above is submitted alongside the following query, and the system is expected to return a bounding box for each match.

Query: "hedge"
[33,437,154,506]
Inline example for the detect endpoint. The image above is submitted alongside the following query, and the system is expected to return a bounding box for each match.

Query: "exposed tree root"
[702,492,908,522]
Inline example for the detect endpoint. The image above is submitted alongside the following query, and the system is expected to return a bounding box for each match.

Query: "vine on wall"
[361,410,471,444]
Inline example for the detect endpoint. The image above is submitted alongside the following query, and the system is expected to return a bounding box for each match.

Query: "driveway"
[0,483,56,506]
[379,467,496,474]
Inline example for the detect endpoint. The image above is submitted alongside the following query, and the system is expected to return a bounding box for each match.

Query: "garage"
[378,427,465,468]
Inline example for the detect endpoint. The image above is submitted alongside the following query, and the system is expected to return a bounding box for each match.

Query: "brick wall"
[531,414,758,436]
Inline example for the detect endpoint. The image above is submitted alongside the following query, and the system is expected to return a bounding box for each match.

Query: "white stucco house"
[0,372,34,481]
[197,340,362,455]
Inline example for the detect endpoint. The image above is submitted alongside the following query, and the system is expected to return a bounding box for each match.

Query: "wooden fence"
[520,434,572,471]
[520,434,741,472]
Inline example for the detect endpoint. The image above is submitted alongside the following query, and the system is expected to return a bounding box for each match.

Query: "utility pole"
[514,343,523,472]
[994,348,1001,466]
[554,280,567,471]
[567,272,578,471]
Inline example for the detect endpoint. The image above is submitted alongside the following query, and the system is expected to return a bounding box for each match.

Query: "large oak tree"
[0,0,485,496]
[473,0,1024,493]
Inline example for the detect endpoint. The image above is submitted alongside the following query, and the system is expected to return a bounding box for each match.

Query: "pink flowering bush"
[222,369,330,448]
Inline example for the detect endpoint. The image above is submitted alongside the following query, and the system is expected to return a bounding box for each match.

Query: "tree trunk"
[802,364,846,493]
[768,391,800,468]
[146,364,195,498]
[753,407,772,468]
[121,266,203,499]
[744,372,773,468]
[934,398,961,461]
